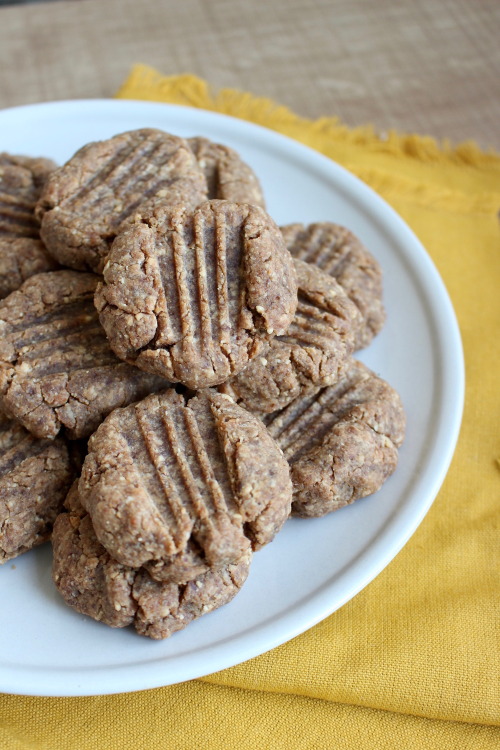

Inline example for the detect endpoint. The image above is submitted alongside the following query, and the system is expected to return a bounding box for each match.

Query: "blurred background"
[0,0,499,149]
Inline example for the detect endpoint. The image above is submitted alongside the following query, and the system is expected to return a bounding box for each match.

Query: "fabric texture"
[1,64,499,749]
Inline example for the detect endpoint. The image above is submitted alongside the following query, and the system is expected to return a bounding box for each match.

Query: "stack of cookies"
[0,129,405,639]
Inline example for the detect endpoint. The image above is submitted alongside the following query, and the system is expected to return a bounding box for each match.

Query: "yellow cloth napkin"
[1,64,499,750]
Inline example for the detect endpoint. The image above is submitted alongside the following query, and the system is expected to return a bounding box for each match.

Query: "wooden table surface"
[0,0,499,150]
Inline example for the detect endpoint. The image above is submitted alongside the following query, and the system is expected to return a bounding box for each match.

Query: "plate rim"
[0,98,465,696]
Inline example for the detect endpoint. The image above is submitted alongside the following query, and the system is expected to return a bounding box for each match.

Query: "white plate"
[0,100,464,697]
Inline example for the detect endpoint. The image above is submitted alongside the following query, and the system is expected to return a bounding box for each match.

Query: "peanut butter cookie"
[0,271,166,439]
[36,129,208,273]
[0,153,57,188]
[0,153,58,298]
[281,222,385,348]
[79,389,292,584]
[0,412,75,562]
[264,359,405,516]
[95,200,297,389]
[188,136,265,207]
[52,482,251,639]
[219,258,363,414]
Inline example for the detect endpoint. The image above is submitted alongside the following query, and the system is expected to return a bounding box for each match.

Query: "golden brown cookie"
[0,153,57,189]
[0,153,58,299]
[0,271,166,439]
[79,389,292,584]
[95,200,298,389]
[52,482,251,639]
[0,412,76,562]
[264,359,406,517]
[36,129,208,273]
[188,136,266,207]
[281,222,385,348]
[219,258,363,414]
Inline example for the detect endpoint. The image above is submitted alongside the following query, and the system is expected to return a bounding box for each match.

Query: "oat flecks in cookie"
[36,129,208,273]
[281,222,385,349]
[264,359,406,517]
[219,258,363,414]
[78,389,292,584]
[0,270,167,439]
[95,200,298,389]
[188,136,266,208]
[0,153,58,299]
[52,482,251,639]
[0,412,75,563]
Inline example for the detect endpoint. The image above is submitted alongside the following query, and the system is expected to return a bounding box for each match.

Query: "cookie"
[188,136,266,208]
[36,129,208,273]
[52,482,251,639]
[0,154,58,298]
[0,270,166,439]
[219,258,363,414]
[0,412,75,562]
[264,359,406,517]
[0,153,57,189]
[0,153,56,239]
[79,389,292,584]
[0,237,59,300]
[281,222,385,348]
[95,200,298,389]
